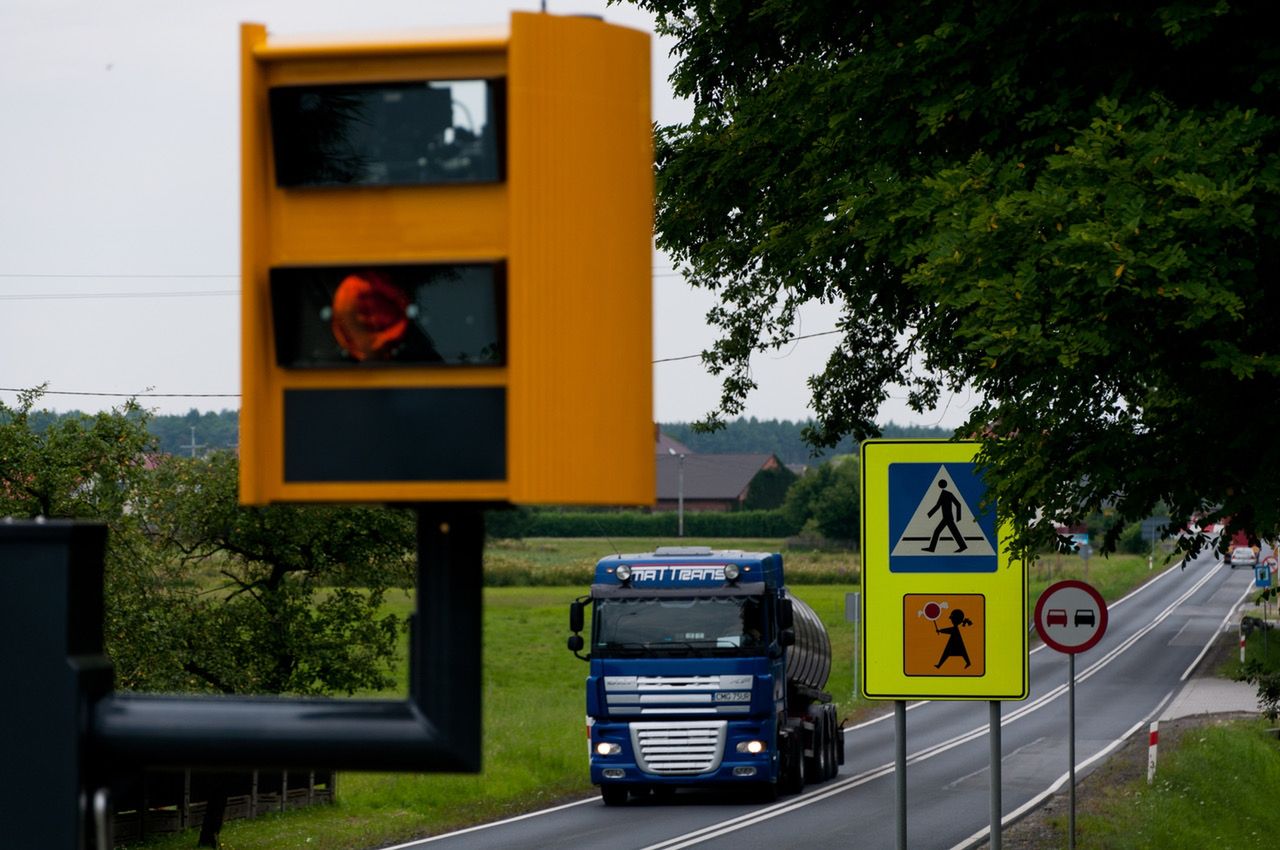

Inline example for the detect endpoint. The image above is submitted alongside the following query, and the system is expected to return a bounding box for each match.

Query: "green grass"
[1075,721,1280,848]
[127,545,1157,850]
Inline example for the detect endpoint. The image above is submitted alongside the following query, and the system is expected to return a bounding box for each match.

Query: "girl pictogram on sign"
[934,608,974,669]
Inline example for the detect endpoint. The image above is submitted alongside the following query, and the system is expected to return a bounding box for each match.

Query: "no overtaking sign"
[1034,580,1108,654]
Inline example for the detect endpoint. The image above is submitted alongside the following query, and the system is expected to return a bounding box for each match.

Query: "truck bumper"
[589,718,776,787]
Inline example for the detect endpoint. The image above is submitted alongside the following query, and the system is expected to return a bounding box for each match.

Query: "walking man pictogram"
[934,608,974,669]
[923,479,967,553]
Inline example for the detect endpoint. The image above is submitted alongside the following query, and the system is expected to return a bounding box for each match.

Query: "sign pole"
[989,700,1002,850]
[895,700,907,850]
[1033,579,1108,850]
[1069,652,1077,850]
[854,593,860,705]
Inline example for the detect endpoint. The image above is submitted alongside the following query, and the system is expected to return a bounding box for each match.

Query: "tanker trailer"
[566,547,843,805]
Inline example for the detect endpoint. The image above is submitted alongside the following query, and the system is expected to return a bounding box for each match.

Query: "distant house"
[655,447,795,512]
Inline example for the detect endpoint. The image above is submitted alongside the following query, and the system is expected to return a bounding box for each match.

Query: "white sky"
[0,0,974,428]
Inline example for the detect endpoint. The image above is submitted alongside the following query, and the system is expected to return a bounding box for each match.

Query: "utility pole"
[668,448,685,537]
[184,426,206,458]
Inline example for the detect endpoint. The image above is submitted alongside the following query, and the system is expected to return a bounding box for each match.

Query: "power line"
[0,327,846,401]
[652,329,842,363]
[0,387,239,399]
[0,273,236,279]
[0,290,236,302]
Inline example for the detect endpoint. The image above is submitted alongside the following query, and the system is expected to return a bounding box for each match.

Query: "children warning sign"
[860,439,1028,701]
[903,594,985,677]
[889,462,997,572]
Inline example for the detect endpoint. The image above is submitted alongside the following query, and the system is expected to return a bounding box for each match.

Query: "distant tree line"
[657,418,950,465]
[16,408,946,464]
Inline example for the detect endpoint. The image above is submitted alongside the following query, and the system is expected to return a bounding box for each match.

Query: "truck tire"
[781,731,805,795]
[805,711,828,782]
[601,785,628,806]
[824,713,840,780]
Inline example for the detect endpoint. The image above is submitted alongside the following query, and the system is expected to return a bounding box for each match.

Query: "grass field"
[126,543,1159,850]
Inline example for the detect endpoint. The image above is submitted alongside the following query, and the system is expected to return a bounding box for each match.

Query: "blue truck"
[566,547,842,804]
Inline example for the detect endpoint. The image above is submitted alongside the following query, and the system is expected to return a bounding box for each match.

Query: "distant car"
[1074,609,1095,628]
[1046,608,1068,627]
[1230,546,1258,568]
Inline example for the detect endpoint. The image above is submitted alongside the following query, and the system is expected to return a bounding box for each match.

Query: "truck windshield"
[593,596,767,657]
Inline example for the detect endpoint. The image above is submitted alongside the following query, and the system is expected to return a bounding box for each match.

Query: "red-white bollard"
[1147,720,1158,784]
[1241,625,1247,664]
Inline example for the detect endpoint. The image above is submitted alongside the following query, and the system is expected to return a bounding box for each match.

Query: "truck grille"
[630,721,726,775]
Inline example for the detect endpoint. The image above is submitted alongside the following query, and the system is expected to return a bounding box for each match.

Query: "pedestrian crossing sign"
[860,440,1028,701]
[889,462,997,572]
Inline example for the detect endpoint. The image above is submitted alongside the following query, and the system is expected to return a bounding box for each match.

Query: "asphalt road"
[385,550,1252,850]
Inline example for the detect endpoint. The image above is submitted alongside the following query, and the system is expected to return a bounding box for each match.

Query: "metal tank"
[784,593,832,693]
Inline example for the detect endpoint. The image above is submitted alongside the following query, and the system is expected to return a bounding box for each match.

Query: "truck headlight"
[736,740,766,755]
[596,742,622,756]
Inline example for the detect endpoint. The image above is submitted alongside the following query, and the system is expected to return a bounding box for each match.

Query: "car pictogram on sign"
[1046,609,1068,627]
[1074,609,1095,627]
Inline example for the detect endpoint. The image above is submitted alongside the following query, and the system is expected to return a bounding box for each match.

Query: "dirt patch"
[978,630,1256,848]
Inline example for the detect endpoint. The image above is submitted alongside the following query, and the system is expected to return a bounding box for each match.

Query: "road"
[385,551,1253,850]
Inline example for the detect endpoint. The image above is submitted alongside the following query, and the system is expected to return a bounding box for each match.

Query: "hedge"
[483,508,802,540]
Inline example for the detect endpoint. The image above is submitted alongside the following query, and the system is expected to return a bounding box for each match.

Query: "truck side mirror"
[778,597,794,630]
[567,634,585,653]
[569,600,585,634]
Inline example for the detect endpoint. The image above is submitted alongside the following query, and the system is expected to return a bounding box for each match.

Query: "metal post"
[94,508,485,772]
[853,594,860,705]
[1069,652,1077,850]
[989,700,1002,850]
[677,452,685,537]
[1,520,112,850]
[895,700,907,850]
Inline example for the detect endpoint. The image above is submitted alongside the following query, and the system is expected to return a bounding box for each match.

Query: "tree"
[0,386,154,520]
[782,457,859,543]
[129,451,414,696]
[631,0,1280,555]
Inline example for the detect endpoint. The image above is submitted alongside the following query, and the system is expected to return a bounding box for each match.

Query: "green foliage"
[1241,660,1280,722]
[131,451,414,695]
[633,0,1280,558]
[0,385,154,520]
[782,457,859,543]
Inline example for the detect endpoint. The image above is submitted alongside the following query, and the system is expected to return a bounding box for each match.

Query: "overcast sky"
[0,0,975,428]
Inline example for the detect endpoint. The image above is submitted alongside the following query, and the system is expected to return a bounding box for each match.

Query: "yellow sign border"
[860,440,1028,700]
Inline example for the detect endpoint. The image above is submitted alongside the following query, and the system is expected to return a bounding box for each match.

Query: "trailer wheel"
[601,785,628,806]
[825,712,840,780]
[805,712,828,782]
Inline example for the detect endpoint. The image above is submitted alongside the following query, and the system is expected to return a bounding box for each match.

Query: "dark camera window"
[270,263,506,367]
[269,79,504,187]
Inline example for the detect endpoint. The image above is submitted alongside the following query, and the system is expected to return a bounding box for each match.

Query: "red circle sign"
[1034,580,1108,654]
[922,601,941,621]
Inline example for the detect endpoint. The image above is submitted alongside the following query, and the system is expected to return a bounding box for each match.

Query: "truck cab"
[567,547,841,804]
